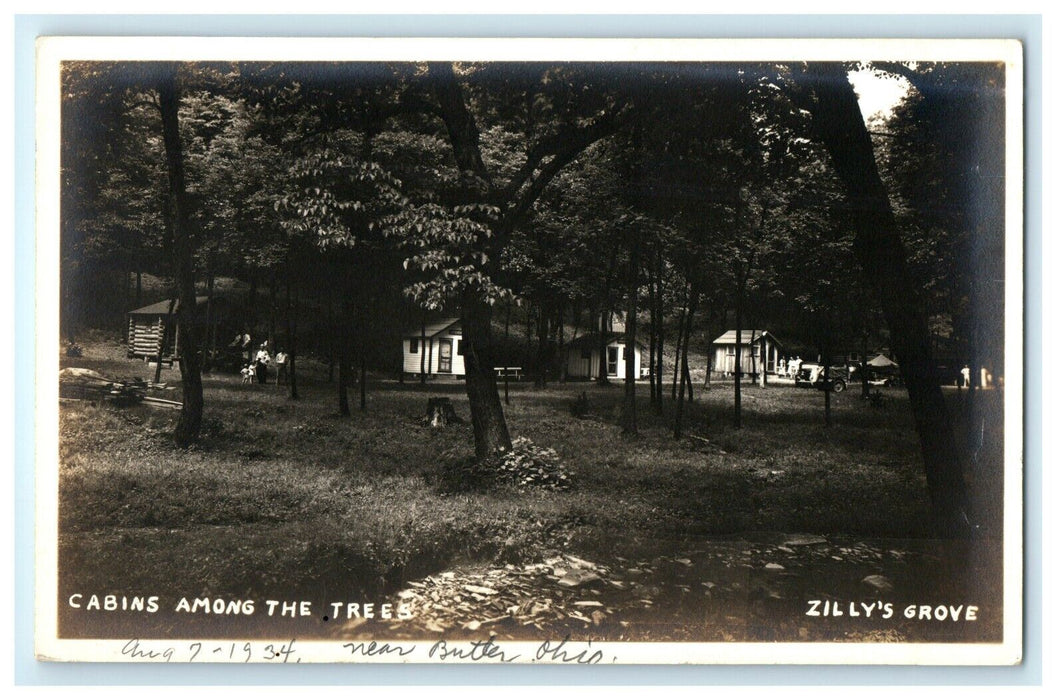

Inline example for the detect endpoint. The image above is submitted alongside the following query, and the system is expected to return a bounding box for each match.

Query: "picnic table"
[494,367,523,381]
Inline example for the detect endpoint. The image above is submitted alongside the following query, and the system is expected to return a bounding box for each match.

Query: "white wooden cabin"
[402,318,466,377]
[565,333,643,381]
[710,330,785,379]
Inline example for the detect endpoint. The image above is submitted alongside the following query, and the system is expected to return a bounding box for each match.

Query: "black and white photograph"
[34,37,1023,664]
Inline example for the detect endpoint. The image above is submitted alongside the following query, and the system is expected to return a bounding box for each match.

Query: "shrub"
[436,436,573,493]
[486,437,571,491]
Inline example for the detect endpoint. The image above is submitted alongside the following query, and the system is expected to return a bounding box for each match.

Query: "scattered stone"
[777,546,795,554]
[573,601,603,607]
[764,563,785,571]
[463,584,498,595]
[565,555,598,569]
[558,569,601,587]
[783,535,828,547]
[862,575,894,592]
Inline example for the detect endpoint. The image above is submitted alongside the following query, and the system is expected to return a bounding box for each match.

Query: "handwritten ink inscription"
[118,636,607,663]
[121,639,300,663]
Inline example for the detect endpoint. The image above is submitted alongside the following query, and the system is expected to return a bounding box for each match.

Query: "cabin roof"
[128,296,211,316]
[712,330,783,347]
[404,318,462,338]
[568,332,647,350]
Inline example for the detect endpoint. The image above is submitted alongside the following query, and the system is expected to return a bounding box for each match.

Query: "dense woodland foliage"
[60,60,1006,536]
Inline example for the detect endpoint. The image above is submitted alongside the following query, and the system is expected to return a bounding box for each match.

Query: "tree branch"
[427,63,492,184]
[498,105,627,234]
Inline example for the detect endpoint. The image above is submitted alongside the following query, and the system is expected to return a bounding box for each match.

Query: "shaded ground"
[54,338,1005,643]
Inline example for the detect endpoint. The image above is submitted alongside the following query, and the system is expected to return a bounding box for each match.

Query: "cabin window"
[726,346,735,356]
[409,339,418,353]
[457,340,465,356]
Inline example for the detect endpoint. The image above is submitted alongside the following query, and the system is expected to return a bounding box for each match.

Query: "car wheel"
[832,379,845,393]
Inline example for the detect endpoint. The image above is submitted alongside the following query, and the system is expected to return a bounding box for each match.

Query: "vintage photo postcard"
[35,37,1023,664]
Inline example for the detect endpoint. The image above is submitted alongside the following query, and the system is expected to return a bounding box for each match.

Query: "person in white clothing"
[275,349,289,385]
[254,343,271,384]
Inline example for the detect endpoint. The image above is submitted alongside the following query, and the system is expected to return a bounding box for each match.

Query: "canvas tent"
[866,353,899,368]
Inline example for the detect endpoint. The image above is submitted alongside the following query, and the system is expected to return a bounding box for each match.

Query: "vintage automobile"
[794,363,849,393]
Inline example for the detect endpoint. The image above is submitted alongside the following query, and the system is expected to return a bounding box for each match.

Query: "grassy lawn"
[56,339,1004,642]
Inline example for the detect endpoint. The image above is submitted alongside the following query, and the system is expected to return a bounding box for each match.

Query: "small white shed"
[565,333,643,381]
[402,318,466,377]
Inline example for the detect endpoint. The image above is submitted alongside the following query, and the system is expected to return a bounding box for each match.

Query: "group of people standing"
[238,337,289,386]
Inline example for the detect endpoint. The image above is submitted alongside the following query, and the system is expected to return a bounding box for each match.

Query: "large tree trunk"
[462,295,512,461]
[157,66,203,448]
[801,61,972,537]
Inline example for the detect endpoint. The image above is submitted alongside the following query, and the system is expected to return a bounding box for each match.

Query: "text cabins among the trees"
[403,318,466,378]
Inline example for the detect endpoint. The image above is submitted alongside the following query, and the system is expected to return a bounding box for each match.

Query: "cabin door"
[607,346,619,377]
[438,338,453,373]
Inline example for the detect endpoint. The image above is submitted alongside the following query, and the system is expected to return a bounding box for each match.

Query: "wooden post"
[760,333,767,388]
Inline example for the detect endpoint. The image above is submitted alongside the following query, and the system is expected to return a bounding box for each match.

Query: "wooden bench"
[494,366,523,381]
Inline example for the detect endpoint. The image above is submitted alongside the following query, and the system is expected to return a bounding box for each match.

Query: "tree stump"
[425,397,461,427]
